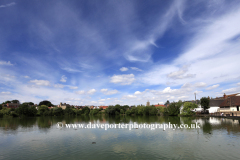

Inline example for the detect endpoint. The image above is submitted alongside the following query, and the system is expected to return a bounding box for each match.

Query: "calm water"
[0,115,240,160]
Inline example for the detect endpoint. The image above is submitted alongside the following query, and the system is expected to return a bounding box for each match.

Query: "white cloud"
[222,87,239,94]
[90,101,97,104]
[194,90,203,94]
[75,90,85,95]
[60,75,67,82]
[99,99,105,102]
[140,7,240,88]
[29,80,50,86]
[0,60,13,66]
[69,86,78,89]
[131,67,142,71]
[87,89,96,95]
[101,89,119,95]
[124,95,137,99]
[120,67,128,72]
[167,65,196,79]
[54,84,64,88]
[195,82,207,87]
[65,98,81,101]
[0,91,11,95]
[237,82,240,86]
[0,2,16,8]
[101,89,108,92]
[205,84,219,90]
[23,76,30,79]
[110,74,135,85]
[61,67,82,73]
[178,96,188,100]
[134,91,142,95]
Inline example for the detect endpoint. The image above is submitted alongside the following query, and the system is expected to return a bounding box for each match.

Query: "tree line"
[0,97,210,118]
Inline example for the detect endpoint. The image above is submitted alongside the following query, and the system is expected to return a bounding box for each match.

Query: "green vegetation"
[166,101,183,116]
[0,98,207,118]
[200,97,210,111]
[180,102,197,116]
[105,104,163,116]
[39,100,54,107]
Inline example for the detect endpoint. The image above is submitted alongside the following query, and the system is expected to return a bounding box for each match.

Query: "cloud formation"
[29,80,50,86]
[101,89,119,95]
[120,67,128,72]
[0,60,13,66]
[0,2,16,8]
[60,75,67,82]
[206,84,220,90]
[110,74,135,85]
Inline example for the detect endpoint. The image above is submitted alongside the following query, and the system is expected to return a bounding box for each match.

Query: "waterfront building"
[58,102,70,110]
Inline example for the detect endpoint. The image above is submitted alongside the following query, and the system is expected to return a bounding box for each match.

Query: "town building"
[58,102,70,110]
[207,99,225,113]
[5,103,20,109]
[99,106,108,110]
[146,101,150,106]
[154,104,165,107]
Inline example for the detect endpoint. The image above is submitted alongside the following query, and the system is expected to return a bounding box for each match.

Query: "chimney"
[223,93,226,99]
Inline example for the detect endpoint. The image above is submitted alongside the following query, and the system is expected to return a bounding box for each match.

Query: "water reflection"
[0,115,240,160]
[0,115,239,135]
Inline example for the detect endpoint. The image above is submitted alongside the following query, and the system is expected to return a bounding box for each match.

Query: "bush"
[166,102,181,116]
[181,102,197,116]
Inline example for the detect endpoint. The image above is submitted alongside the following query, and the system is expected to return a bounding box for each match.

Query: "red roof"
[220,96,240,107]
[154,105,165,107]
[99,106,108,109]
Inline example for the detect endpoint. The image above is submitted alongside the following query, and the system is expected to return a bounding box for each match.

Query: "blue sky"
[1,0,240,106]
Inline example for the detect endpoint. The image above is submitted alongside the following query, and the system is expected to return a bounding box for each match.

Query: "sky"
[0,0,240,106]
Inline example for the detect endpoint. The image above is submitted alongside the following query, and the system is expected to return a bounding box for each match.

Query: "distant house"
[58,102,70,110]
[154,104,165,107]
[207,99,225,113]
[99,106,108,110]
[219,96,240,112]
[5,103,20,109]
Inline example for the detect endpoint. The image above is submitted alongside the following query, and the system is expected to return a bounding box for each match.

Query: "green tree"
[53,107,64,116]
[12,100,20,103]
[22,102,34,106]
[82,107,90,115]
[200,97,210,111]
[120,109,124,114]
[181,102,197,116]
[164,100,170,106]
[39,100,53,107]
[3,100,11,104]
[16,104,29,116]
[167,102,181,116]
[38,105,49,116]
[125,110,131,115]
[28,106,38,116]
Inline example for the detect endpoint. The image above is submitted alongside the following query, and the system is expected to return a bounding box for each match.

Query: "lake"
[0,116,239,160]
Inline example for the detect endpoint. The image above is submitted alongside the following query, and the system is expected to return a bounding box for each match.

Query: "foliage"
[22,102,34,106]
[105,105,158,116]
[200,97,210,111]
[15,104,38,117]
[0,107,12,116]
[11,100,20,103]
[181,102,197,116]
[166,102,181,116]
[164,100,170,106]
[39,100,54,107]
[82,107,90,115]
[53,107,64,116]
